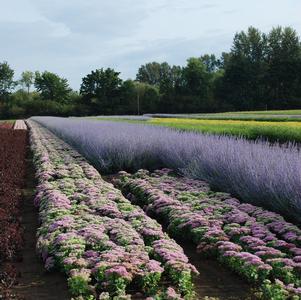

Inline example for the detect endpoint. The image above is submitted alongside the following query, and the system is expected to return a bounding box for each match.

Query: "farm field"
[147,118,301,144]
[0,125,27,298]
[91,112,301,143]
[1,116,300,299]
[146,110,301,122]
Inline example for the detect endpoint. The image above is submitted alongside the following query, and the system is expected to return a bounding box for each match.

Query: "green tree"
[0,61,15,100]
[219,27,268,110]
[80,68,123,114]
[200,54,219,73]
[136,62,162,85]
[182,57,211,97]
[266,26,301,105]
[34,71,72,101]
[20,71,35,94]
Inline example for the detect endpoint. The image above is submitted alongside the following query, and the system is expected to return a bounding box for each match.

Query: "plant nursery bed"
[13,151,70,300]
[0,128,27,299]
[105,175,255,300]
[113,169,301,299]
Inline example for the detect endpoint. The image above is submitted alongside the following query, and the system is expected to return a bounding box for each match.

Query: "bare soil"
[12,150,70,300]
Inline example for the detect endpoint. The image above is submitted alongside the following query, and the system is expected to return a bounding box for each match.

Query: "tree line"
[1,26,301,118]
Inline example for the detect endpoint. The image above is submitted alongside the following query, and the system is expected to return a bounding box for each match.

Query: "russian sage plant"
[31,117,301,223]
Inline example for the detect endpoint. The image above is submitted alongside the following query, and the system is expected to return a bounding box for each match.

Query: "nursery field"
[1,116,301,299]
[147,118,301,144]
[0,125,27,298]
[91,113,301,143]
[146,110,301,122]
[25,116,300,299]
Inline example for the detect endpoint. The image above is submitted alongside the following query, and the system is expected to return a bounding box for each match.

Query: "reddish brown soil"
[0,128,70,299]
[0,128,27,298]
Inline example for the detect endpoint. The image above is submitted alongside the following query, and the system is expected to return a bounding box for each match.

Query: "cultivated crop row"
[27,120,198,300]
[114,169,301,299]
[31,117,301,223]
[0,127,27,297]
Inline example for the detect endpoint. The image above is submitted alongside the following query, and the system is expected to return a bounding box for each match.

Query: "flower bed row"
[0,127,27,297]
[114,169,301,299]
[27,121,198,300]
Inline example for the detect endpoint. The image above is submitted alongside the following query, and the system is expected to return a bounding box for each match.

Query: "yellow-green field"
[147,118,301,143]
[148,110,301,121]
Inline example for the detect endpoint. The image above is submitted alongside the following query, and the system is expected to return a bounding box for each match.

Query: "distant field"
[228,109,301,115]
[147,110,301,121]
[90,114,301,143]
[148,118,301,143]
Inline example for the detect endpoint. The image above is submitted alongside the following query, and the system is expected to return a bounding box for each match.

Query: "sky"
[1,0,300,90]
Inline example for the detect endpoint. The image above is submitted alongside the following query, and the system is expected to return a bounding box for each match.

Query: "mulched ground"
[0,122,14,129]
[0,128,27,299]
[0,127,70,299]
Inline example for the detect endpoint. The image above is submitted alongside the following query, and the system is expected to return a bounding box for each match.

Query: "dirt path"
[183,244,255,299]
[13,149,70,300]
[105,175,256,300]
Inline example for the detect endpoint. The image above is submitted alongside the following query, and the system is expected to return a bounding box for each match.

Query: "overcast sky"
[1,0,300,89]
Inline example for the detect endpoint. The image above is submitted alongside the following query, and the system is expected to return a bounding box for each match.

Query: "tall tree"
[266,26,301,106]
[80,68,122,114]
[182,57,211,97]
[200,54,219,73]
[34,71,71,101]
[219,27,268,110]
[0,61,15,101]
[20,71,35,94]
[136,62,162,85]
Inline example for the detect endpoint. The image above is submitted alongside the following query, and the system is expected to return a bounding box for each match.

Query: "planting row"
[0,127,27,297]
[27,120,198,300]
[114,169,301,299]
[31,117,301,224]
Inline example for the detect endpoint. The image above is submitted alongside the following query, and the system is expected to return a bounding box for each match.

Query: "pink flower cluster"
[28,121,197,299]
[116,168,301,298]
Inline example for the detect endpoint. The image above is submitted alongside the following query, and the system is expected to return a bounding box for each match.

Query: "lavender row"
[30,117,301,224]
[27,121,198,300]
[115,169,301,299]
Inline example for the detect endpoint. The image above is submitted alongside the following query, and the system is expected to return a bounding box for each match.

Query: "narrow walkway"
[14,120,27,130]
[13,147,70,300]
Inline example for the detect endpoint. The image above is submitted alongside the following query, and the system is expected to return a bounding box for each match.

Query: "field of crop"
[146,118,301,144]
[114,169,301,298]
[147,110,301,122]
[27,120,199,299]
[91,112,301,143]
[1,116,301,299]
[0,126,27,298]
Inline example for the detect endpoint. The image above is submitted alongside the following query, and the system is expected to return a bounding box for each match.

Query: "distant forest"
[1,26,301,118]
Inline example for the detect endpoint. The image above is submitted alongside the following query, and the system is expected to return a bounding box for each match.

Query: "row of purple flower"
[115,169,301,299]
[27,121,199,300]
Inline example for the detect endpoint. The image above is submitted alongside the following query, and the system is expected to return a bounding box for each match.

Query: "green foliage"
[0,61,16,100]
[259,280,289,300]
[68,275,91,297]
[35,71,72,101]
[141,272,162,294]
[19,70,35,94]
[80,68,122,114]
